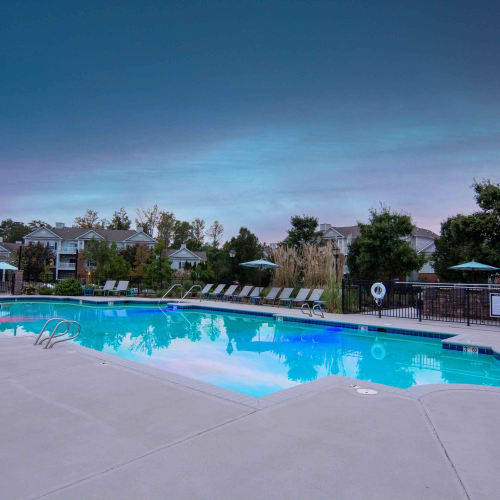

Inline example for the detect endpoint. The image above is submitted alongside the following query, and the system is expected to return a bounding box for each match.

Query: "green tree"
[20,243,54,281]
[223,227,263,282]
[27,220,53,231]
[157,211,176,247]
[83,240,113,282]
[173,220,193,247]
[191,218,205,244]
[130,245,150,281]
[102,251,130,280]
[107,208,131,230]
[283,215,322,248]
[346,207,426,280]
[0,219,30,242]
[433,180,500,282]
[74,209,104,229]
[144,243,173,288]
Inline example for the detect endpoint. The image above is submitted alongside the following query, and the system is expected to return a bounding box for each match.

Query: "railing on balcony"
[58,262,76,270]
[59,247,77,254]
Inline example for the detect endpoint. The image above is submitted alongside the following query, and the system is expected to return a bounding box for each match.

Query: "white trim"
[24,226,62,240]
[77,229,105,240]
[322,227,346,239]
[0,244,9,253]
[169,247,203,260]
[124,231,156,243]
[418,241,435,254]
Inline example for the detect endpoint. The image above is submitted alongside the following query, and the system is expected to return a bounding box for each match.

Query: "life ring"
[371,282,386,301]
[371,342,386,360]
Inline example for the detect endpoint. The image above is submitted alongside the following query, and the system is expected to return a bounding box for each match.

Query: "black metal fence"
[342,280,500,327]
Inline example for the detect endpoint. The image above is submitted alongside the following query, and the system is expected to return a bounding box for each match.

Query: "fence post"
[358,285,362,313]
[341,279,345,313]
[466,288,470,326]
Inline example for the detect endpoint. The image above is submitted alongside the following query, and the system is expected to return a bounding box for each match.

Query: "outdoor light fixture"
[229,249,236,258]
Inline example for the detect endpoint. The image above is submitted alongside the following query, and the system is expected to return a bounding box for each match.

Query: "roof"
[0,242,21,253]
[328,225,438,240]
[26,226,151,242]
[165,248,207,260]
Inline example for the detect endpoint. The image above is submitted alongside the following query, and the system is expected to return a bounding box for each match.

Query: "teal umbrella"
[448,261,499,271]
[239,259,279,270]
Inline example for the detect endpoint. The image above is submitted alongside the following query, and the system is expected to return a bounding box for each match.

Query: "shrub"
[54,278,83,296]
[323,274,342,313]
[22,284,37,295]
[38,286,54,295]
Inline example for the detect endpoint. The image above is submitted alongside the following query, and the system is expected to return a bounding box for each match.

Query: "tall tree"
[157,211,176,247]
[144,243,173,287]
[346,207,426,280]
[135,205,159,236]
[20,243,54,281]
[107,208,131,230]
[173,220,193,247]
[191,218,205,244]
[206,220,224,248]
[433,180,500,282]
[27,220,52,231]
[223,227,263,282]
[74,209,104,229]
[284,215,322,247]
[0,219,29,242]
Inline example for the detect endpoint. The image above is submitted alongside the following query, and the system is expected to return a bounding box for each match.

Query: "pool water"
[1,302,500,397]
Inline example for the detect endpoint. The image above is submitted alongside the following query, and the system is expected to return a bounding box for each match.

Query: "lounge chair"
[280,288,311,308]
[93,280,116,296]
[206,284,226,300]
[306,288,324,307]
[247,287,263,304]
[218,284,238,301]
[231,285,254,302]
[196,284,213,299]
[252,287,282,305]
[110,280,129,296]
[269,287,293,305]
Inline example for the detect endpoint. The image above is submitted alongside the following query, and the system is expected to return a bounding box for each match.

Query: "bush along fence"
[342,280,500,327]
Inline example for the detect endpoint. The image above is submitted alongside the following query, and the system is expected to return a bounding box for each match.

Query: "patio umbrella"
[239,259,279,270]
[448,261,499,271]
[0,261,18,281]
[239,259,279,286]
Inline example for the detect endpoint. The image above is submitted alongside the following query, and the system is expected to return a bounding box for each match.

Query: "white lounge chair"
[110,280,129,296]
[280,288,311,308]
[197,284,213,299]
[207,284,226,300]
[94,280,116,296]
[230,285,254,302]
[219,284,238,301]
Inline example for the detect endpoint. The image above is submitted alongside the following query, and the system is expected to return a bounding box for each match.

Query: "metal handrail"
[158,283,183,305]
[301,303,312,317]
[182,285,202,301]
[34,318,81,349]
[34,318,68,345]
[313,303,324,318]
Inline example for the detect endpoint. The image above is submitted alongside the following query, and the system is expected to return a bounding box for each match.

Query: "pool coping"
[2,295,500,408]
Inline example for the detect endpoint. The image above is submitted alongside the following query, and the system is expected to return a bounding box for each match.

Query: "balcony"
[58,262,76,270]
[59,247,77,254]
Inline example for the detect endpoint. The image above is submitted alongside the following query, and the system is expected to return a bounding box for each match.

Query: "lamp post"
[229,249,236,282]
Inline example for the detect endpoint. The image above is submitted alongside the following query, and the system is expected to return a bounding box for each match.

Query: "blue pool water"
[1,301,500,397]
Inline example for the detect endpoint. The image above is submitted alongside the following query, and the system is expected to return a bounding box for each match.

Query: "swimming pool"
[2,301,500,397]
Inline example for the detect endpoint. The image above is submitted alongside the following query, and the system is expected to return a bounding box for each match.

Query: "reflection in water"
[1,302,500,397]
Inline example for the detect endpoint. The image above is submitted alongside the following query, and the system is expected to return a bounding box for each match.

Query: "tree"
[144,243,173,287]
[223,227,263,282]
[135,205,159,236]
[0,219,30,242]
[346,207,426,280]
[107,208,131,230]
[20,243,54,281]
[102,248,130,280]
[74,209,104,229]
[83,240,113,282]
[157,211,176,247]
[130,245,150,281]
[206,220,224,248]
[433,180,500,282]
[283,215,322,247]
[173,220,193,248]
[191,218,205,244]
[27,220,52,231]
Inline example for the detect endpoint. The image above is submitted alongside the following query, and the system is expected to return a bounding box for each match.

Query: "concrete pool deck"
[1,296,500,499]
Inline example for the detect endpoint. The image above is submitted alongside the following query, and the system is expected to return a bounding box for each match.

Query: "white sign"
[490,293,500,317]
[463,345,479,354]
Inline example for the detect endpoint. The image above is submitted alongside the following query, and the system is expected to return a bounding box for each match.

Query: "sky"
[1,0,499,242]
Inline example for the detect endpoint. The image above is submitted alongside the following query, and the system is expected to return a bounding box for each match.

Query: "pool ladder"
[34,318,81,349]
[301,303,325,318]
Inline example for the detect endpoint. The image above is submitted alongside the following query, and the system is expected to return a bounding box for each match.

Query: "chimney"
[180,243,186,249]
[136,224,142,232]
[0,236,3,242]
[320,223,331,232]
[55,222,65,228]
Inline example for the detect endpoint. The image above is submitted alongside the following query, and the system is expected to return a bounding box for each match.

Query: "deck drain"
[349,384,361,388]
[357,388,378,395]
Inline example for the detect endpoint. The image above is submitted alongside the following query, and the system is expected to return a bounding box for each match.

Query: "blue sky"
[1,1,499,242]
